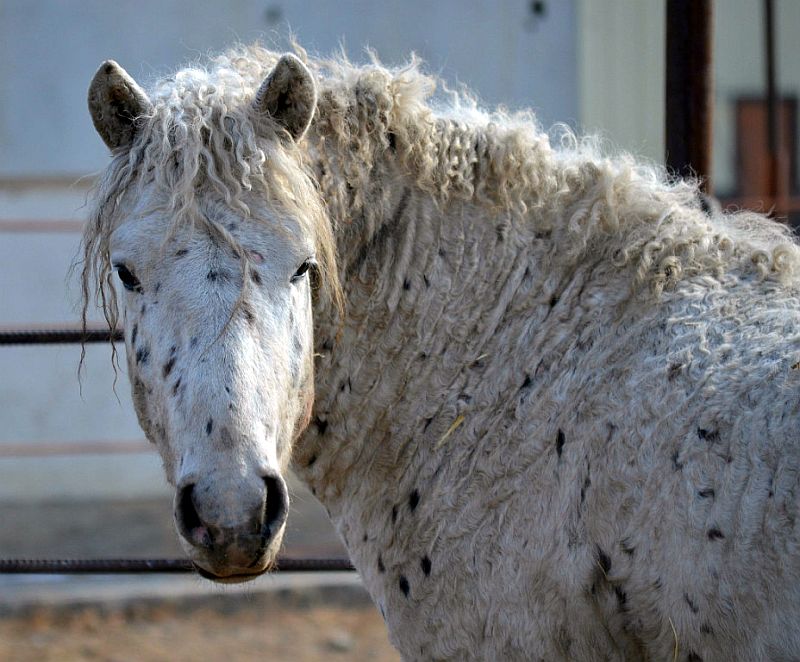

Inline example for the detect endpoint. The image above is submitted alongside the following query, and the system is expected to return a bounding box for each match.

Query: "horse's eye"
[290,259,315,283]
[113,264,141,292]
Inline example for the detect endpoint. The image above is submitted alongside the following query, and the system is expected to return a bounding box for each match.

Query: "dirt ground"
[0,592,400,662]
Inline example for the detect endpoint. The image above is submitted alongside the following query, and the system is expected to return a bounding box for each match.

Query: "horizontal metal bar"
[0,219,85,233]
[0,327,122,345]
[0,439,151,458]
[0,557,355,574]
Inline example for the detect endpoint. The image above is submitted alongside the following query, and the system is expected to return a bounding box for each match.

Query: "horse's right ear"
[252,54,317,141]
[88,60,151,151]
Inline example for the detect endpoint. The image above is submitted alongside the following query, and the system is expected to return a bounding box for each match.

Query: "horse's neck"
[294,138,560,524]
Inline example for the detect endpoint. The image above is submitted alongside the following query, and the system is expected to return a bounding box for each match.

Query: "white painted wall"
[577,0,665,163]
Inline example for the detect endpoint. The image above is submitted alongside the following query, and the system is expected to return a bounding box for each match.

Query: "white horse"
[83,45,800,660]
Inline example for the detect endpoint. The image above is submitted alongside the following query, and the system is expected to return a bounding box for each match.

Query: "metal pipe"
[665,0,715,193]
[763,0,784,215]
[0,557,355,574]
[0,327,121,345]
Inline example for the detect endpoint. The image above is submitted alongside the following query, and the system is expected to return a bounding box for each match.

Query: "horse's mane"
[300,45,799,294]
[82,43,800,349]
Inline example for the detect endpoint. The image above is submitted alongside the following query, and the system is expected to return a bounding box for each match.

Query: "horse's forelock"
[81,46,342,359]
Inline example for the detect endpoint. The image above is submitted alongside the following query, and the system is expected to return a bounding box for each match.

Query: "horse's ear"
[253,54,317,141]
[88,60,151,151]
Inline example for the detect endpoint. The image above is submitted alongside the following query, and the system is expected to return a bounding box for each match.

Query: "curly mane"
[82,43,800,349]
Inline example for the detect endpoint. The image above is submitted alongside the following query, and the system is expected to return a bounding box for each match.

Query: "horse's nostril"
[176,483,213,548]
[262,474,289,539]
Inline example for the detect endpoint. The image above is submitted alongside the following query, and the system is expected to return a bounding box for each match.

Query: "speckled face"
[109,191,316,580]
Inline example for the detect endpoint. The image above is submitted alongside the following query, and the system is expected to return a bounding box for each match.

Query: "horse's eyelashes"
[290,258,316,283]
[113,263,142,292]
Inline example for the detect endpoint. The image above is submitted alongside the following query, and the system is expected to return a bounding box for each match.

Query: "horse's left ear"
[253,54,317,141]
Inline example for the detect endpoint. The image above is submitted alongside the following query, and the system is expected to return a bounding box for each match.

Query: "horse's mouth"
[194,563,268,584]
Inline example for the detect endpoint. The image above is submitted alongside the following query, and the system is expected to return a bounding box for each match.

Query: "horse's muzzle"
[174,470,289,579]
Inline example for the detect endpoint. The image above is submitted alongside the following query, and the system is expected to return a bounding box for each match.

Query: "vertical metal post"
[763,0,785,215]
[665,0,715,194]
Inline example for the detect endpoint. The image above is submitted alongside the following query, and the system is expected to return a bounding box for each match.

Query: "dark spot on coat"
[697,428,720,442]
[614,585,627,611]
[154,282,161,293]
[684,593,699,614]
[423,417,434,432]
[403,278,411,290]
[698,488,715,498]
[620,538,635,555]
[391,505,398,524]
[496,225,506,242]
[172,378,181,396]
[549,295,559,307]
[672,449,684,471]
[306,454,317,467]
[580,473,591,504]
[362,533,367,542]
[653,578,663,590]
[409,489,419,512]
[313,417,328,435]
[700,623,714,635]
[135,346,150,365]
[686,653,703,662]
[423,275,430,288]
[596,546,611,574]
[707,528,725,541]
[206,418,213,435]
[175,249,188,257]
[520,374,532,390]
[421,556,431,576]
[140,303,146,315]
[438,248,446,258]
[399,575,410,597]
[131,324,138,345]
[250,269,262,285]
[556,429,565,457]
[190,336,198,348]
[207,270,218,281]
[377,555,385,573]
[321,338,333,351]
[667,362,682,380]
[163,357,176,378]
[387,131,397,151]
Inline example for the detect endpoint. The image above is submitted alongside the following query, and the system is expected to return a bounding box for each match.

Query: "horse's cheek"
[293,384,315,441]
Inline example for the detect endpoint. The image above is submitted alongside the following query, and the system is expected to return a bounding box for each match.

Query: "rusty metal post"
[763,0,787,216]
[665,0,715,193]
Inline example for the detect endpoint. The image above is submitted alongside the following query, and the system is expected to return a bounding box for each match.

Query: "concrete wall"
[0,1,578,500]
[577,0,800,195]
[577,1,665,163]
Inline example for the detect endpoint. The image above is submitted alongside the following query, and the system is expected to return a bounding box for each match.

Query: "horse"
[82,45,800,660]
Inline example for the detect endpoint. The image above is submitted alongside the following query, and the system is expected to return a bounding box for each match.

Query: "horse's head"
[83,52,336,581]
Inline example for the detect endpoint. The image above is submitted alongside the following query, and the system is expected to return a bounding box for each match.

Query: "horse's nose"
[175,470,288,555]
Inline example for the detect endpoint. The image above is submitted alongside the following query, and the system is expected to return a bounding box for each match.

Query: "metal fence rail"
[0,558,355,574]
[0,326,121,345]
